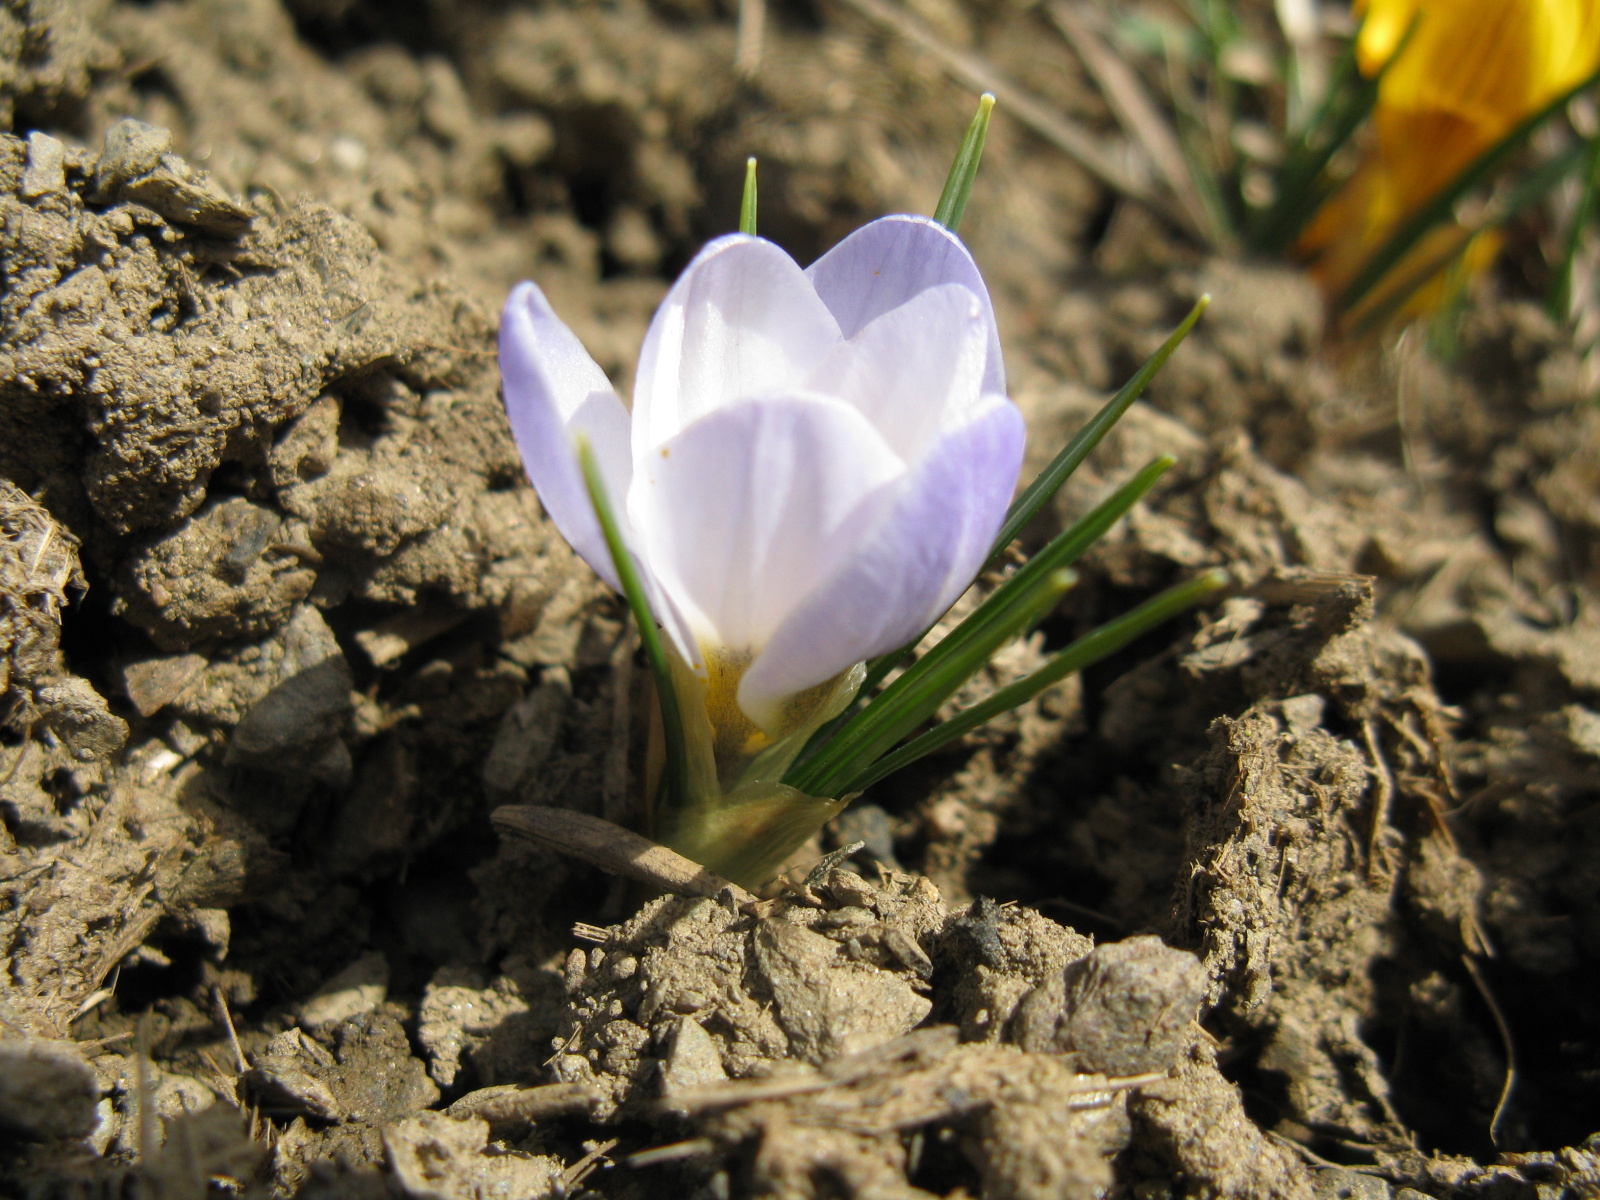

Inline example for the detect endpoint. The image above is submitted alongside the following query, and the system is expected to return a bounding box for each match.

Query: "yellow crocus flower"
[1301,0,1600,319]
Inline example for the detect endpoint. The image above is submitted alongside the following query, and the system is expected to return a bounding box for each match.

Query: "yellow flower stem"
[1347,137,1592,335]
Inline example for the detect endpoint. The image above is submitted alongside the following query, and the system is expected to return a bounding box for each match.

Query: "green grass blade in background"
[1347,138,1592,337]
[1250,36,1381,255]
[1549,133,1600,322]
[740,157,758,235]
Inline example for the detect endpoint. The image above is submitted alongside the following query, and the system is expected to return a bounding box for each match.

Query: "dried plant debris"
[0,481,126,763]
[667,1029,1141,1200]
[532,861,1310,1198]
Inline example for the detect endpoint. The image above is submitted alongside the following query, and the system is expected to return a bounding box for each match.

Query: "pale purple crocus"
[499,215,1024,777]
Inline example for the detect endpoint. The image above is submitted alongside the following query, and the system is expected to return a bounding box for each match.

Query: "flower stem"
[576,436,689,827]
[934,93,995,232]
[740,157,758,236]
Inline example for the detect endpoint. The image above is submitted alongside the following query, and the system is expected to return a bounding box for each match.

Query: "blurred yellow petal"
[1355,0,1418,75]
[1304,0,1600,318]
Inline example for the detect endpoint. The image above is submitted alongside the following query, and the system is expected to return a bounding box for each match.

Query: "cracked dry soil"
[2,1,1600,1197]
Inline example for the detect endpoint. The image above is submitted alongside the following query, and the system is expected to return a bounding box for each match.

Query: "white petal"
[500,281,633,592]
[632,235,843,458]
[629,393,905,657]
[738,395,1025,731]
[804,282,987,461]
[500,283,700,666]
[805,214,1005,397]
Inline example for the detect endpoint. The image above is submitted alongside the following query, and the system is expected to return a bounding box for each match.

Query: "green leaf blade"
[934,93,996,233]
[843,567,1229,793]
[1338,60,1600,313]
[740,157,758,236]
[1549,133,1600,321]
[788,455,1177,797]
[789,568,1077,798]
[577,437,690,826]
[989,297,1207,561]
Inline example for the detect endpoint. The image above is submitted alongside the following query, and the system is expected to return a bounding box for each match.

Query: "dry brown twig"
[1362,718,1397,883]
[1461,953,1517,1148]
[491,804,758,905]
[448,1082,602,1126]
[563,1137,620,1189]
[736,0,766,77]
[212,984,248,1076]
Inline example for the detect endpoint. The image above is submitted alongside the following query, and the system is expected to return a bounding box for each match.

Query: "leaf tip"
[740,157,759,236]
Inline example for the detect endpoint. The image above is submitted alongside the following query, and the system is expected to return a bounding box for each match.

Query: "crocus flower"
[499,216,1024,794]
[1301,0,1600,312]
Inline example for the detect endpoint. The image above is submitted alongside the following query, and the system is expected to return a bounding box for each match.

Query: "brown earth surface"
[2,1,1600,1197]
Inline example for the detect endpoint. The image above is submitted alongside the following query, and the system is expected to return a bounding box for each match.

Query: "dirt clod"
[1012,934,1205,1076]
[0,1037,101,1141]
[383,1110,564,1200]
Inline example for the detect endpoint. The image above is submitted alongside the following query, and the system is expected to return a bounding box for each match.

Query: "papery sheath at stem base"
[660,782,851,891]
[643,641,864,890]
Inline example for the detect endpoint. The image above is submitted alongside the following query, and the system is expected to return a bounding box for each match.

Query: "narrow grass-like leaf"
[790,570,1076,799]
[1550,134,1600,322]
[740,157,758,236]
[1339,61,1600,313]
[788,455,1176,795]
[843,568,1229,794]
[577,437,688,825]
[790,305,1205,782]
[934,92,995,232]
[1250,36,1382,255]
[989,296,1206,562]
[789,452,1179,779]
